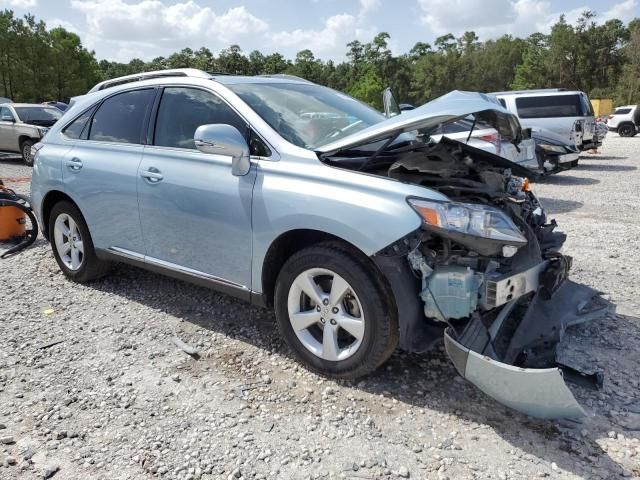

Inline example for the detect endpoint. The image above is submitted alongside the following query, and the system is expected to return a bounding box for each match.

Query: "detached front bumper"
[444,272,612,419]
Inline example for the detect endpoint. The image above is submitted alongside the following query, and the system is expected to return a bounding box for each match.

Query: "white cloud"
[269,1,380,59]
[360,0,381,15]
[0,0,37,8]
[70,0,268,60]
[270,14,359,56]
[603,0,638,22]
[418,0,517,34]
[416,0,636,41]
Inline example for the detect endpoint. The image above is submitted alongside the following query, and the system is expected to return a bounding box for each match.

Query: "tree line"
[1,8,639,110]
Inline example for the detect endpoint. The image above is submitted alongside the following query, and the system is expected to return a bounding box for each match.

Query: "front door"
[0,106,17,151]
[137,86,256,289]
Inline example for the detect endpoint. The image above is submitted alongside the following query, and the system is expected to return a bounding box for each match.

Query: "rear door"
[137,86,257,289]
[62,88,156,255]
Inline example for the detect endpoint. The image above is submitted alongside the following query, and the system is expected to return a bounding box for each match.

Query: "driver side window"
[0,106,14,121]
[154,87,270,156]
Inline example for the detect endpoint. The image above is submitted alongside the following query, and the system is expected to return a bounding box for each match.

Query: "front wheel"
[618,124,637,137]
[274,244,398,379]
[21,139,34,166]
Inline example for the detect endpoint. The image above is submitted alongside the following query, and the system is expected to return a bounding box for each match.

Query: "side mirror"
[1,114,14,122]
[194,124,251,176]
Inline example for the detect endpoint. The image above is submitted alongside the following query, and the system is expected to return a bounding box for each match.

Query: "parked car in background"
[43,101,69,112]
[0,103,62,165]
[492,89,601,151]
[531,127,580,172]
[430,118,539,173]
[0,97,11,104]
[607,105,639,137]
[30,70,610,418]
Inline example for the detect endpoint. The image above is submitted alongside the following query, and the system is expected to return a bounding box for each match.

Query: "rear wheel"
[20,139,34,166]
[618,124,637,137]
[49,201,110,282]
[274,244,398,379]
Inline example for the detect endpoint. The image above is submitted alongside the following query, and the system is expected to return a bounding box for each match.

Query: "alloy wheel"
[53,213,84,270]
[287,268,365,361]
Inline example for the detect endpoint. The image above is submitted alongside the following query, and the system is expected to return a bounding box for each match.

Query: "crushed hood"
[317,90,522,155]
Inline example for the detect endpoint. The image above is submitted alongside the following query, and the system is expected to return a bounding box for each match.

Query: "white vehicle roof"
[491,89,586,97]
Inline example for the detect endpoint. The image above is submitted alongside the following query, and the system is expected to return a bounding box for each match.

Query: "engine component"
[408,250,483,321]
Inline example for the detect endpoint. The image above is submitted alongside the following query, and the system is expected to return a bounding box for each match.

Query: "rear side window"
[154,87,248,150]
[497,98,506,108]
[89,89,155,144]
[62,106,97,140]
[614,108,631,115]
[515,94,586,118]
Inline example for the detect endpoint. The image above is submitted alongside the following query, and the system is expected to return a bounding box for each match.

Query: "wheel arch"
[259,229,395,312]
[18,135,38,148]
[40,190,80,241]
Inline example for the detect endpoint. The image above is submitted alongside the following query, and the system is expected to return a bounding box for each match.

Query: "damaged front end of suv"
[318,91,611,419]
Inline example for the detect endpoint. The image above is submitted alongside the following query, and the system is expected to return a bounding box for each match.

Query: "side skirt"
[98,247,266,306]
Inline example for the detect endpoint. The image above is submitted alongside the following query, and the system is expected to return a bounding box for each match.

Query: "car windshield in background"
[515,94,591,119]
[227,82,385,149]
[14,106,62,126]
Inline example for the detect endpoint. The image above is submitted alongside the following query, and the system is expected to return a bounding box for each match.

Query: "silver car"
[30,70,609,419]
[0,103,62,165]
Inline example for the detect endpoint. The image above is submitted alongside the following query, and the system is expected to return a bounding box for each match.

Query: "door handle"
[141,168,163,182]
[65,157,83,171]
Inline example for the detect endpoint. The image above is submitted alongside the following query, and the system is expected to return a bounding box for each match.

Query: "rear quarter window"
[515,94,586,119]
[614,108,632,115]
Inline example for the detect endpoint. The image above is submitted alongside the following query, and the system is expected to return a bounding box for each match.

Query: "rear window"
[614,108,632,115]
[515,94,588,119]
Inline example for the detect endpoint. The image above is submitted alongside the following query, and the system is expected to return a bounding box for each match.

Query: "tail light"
[479,132,501,154]
[608,114,614,119]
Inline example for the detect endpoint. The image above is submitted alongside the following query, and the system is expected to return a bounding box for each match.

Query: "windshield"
[226,82,385,149]
[14,106,62,125]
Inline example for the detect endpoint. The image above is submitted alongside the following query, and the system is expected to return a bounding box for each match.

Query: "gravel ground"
[0,135,639,480]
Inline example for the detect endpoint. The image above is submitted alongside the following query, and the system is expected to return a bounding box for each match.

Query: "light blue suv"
[30,69,609,418]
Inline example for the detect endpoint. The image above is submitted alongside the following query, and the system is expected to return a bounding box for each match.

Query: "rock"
[0,435,15,445]
[6,456,17,466]
[397,466,410,478]
[42,464,60,479]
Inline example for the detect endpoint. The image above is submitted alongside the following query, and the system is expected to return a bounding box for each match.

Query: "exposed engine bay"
[324,136,612,419]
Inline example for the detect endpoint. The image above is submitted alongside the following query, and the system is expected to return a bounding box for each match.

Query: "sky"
[1,0,638,63]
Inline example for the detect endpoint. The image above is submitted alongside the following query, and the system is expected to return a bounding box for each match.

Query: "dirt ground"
[0,134,639,480]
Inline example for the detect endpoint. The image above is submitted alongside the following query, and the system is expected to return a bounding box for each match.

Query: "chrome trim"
[107,246,145,261]
[144,255,249,291]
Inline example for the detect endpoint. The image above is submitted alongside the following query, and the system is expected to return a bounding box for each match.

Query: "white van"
[492,89,600,151]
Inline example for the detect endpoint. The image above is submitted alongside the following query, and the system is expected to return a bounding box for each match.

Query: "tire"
[274,243,399,379]
[618,124,637,137]
[48,200,110,282]
[20,139,34,166]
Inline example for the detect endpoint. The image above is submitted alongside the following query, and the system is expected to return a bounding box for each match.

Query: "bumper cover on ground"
[444,280,612,419]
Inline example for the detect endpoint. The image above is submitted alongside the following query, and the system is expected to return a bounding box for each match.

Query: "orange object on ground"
[0,204,26,241]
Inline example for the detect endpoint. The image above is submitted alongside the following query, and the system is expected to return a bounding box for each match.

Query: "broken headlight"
[408,198,527,246]
[537,143,567,153]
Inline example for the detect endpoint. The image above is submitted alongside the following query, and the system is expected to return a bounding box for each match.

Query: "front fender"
[251,156,445,293]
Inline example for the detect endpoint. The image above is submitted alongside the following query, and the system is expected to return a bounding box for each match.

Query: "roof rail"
[490,88,569,95]
[258,74,313,83]
[88,68,211,93]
